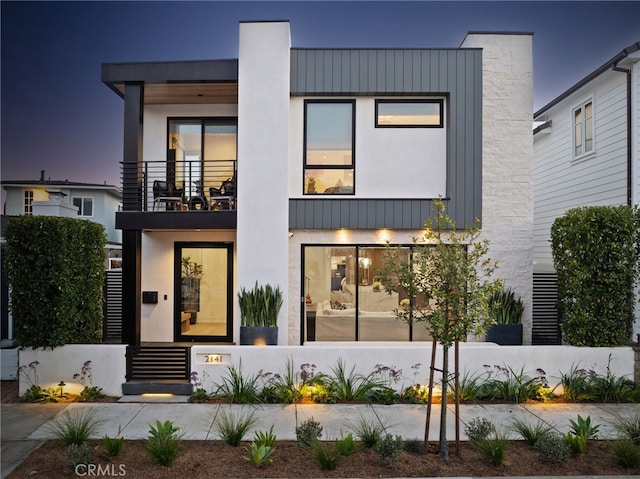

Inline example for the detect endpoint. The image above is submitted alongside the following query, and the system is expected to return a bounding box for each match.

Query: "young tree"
[379,198,500,461]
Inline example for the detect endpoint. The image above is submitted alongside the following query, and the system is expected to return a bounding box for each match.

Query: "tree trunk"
[423,338,438,454]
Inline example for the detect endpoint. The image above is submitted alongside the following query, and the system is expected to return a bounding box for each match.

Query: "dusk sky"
[1,1,639,187]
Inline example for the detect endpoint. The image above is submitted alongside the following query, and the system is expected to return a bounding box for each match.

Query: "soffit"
[111,82,238,105]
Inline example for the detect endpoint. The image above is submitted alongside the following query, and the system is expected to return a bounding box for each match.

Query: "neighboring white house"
[533,41,640,335]
[102,21,534,355]
[1,171,123,378]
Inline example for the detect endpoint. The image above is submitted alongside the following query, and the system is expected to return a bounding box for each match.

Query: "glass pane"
[357,247,407,341]
[169,120,201,192]
[305,169,354,194]
[377,101,441,126]
[574,110,582,156]
[83,198,93,216]
[306,103,353,166]
[180,247,228,338]
[203,122,237,197]
[304,246,356,341]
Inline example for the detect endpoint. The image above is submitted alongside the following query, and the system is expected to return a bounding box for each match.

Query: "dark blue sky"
[2,1,639,187]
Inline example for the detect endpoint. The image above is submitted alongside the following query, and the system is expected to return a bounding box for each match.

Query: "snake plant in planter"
[238,282,283,345]
[486,287,525,345]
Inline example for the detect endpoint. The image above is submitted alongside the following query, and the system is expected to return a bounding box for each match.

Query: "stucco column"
[236,21,291,344]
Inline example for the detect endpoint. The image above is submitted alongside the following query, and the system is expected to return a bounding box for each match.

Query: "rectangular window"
[24,190,33,215]
[168,118,237,209]
[72,197,93,216]
[573,99,593,158]
[375,99,443,127]
[303,245,433,342]
[304,100,355,195]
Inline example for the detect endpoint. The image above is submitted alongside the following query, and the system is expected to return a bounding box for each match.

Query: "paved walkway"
[2,398,640,478]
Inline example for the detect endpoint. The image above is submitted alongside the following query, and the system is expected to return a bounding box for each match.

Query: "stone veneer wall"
[460,33,534,344]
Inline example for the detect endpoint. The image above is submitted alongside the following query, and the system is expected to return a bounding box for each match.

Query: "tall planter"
[238,282,283,345]
[239,326,279,346]
[486,324,523,345]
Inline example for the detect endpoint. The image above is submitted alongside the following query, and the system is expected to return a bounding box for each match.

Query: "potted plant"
[486,287,524,345]
[238,282,283,345]
[181,256,203,324]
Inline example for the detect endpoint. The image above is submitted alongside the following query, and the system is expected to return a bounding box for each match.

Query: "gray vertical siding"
[289,48,483,229]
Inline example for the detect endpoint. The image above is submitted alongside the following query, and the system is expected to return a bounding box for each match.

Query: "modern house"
[1,171,123,378]
[533,41,640,339]
[102,21,534,357]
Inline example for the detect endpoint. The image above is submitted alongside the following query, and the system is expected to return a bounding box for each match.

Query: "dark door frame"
[173,241,234,342]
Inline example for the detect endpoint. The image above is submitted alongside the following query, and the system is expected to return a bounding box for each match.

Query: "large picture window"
[573,99,593,158]
[304,100,355,195]
[303,245,433,342]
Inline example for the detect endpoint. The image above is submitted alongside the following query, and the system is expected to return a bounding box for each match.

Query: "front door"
[175,242,233,342]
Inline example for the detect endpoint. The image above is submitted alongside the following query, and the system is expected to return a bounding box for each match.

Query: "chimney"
[40,170,45,183]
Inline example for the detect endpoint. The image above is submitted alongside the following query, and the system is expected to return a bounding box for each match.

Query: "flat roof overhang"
[116,211,237,230]
[102,59,238,104]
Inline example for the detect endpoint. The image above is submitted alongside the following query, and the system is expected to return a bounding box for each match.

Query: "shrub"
[325,358,387,403]
[213,363,261,403]
[551,205,640,346]
[473,432,508,466]
[403,439,425,454]
[74,361,105,401]
[374,433,403,467]
[295,417,323,448]
[47,409,105,446]
[535,433,570,462]
[102,434,125,456]
[464,417,495,442]
[613,412,640,446]
[243,442,274,468]
[568,414,599,440]
[335,433,358,456]
[67,443,94,470]
[146,420,182,466]
[565,431,588,454]
[312,440,340,470]
[509,416,554,445]
[611,439,640,468]
[252,425,277,448]
[4,216,106,348]
[213,408,258,446]
[347,411,388,448]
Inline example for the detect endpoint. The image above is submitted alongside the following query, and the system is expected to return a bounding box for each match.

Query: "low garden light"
[58,381,66,397]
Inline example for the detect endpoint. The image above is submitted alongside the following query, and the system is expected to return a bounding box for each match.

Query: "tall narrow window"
[304,101,355,195]
[573,99,593,158]
[23,190,33,215]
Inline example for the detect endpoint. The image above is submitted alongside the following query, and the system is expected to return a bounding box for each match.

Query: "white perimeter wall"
[18,344,634,397]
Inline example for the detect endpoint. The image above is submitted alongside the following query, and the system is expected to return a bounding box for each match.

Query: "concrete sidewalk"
[2,399,640,478]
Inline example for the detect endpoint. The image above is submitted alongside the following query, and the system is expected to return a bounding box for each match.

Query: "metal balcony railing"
[121,160,237,212]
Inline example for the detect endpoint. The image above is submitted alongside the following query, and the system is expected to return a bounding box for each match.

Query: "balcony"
[116,159,237,231]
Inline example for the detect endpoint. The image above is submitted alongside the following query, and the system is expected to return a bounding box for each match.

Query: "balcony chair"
[209,177,236,210]
[152,181,184,211]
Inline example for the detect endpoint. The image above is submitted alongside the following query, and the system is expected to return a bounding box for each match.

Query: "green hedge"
[550,205,640,346]
[4,216,106,348]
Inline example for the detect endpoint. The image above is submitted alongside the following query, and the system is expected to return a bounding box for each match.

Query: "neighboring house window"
[72,197,93,216]
[375,99,443,127]
[573,99,593,158]
[304,100,355,195]
[24,190,34,215]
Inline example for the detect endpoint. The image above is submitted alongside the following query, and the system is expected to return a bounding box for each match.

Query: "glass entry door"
[175,242,233,342]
